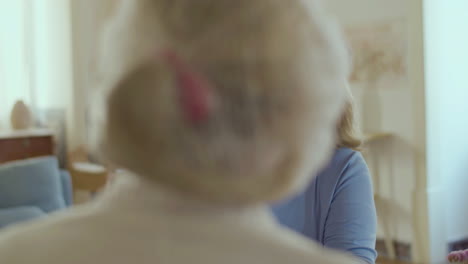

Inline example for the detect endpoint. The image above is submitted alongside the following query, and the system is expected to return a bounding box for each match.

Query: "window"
[0,1,34,128]
[0,1,73,130]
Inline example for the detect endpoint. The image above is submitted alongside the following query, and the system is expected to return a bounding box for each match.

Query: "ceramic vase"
[10,100,33,130]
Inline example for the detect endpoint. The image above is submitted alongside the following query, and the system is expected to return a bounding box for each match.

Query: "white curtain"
[0,0,73,139]
[0,1,33,129]
[0,0,117,151]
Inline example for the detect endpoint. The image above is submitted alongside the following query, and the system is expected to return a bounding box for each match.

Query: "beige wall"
[327,0,418,245]
[69,0,117,149]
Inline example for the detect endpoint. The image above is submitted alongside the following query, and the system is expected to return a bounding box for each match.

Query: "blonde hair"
[337,101,363,150]
[94,0,351,205]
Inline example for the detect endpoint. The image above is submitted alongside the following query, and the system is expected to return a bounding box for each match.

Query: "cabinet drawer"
[0,136,54,163]
[0,138,29,162]
[28,136,54,157]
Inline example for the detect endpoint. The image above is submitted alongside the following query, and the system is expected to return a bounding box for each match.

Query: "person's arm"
[323,152,377,264]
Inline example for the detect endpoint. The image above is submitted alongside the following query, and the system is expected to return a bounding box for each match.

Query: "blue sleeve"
[323,152,377,264]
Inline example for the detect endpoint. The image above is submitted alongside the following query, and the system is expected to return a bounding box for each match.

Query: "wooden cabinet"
[0,129,54,163]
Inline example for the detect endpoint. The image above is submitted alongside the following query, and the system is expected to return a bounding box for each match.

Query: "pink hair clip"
[448,249,468,263]
[160,50,215,125]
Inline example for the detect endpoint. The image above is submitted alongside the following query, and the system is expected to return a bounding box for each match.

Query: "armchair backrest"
[0,157,68,212]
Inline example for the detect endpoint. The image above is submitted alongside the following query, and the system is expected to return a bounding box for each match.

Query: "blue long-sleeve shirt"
[271,148,377,264]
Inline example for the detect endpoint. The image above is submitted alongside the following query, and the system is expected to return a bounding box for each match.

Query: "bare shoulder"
[0,202,361,264]
[230,224,361,264]
[275,234,359,264]
[0,204,106,262]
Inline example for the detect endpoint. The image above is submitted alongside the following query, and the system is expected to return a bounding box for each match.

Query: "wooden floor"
[376,258,437,264]
[377,257,413,264]
[376,259,411,264]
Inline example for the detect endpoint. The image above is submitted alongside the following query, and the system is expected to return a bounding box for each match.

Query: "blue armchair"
[0,156,72,228]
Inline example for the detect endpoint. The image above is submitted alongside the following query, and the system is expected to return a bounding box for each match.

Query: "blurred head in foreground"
[95,0,351,206]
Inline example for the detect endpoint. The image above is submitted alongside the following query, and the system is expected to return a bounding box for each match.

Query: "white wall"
[424,0,468,261]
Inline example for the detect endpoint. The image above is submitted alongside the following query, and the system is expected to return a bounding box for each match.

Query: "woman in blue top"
[272,102,378,264]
